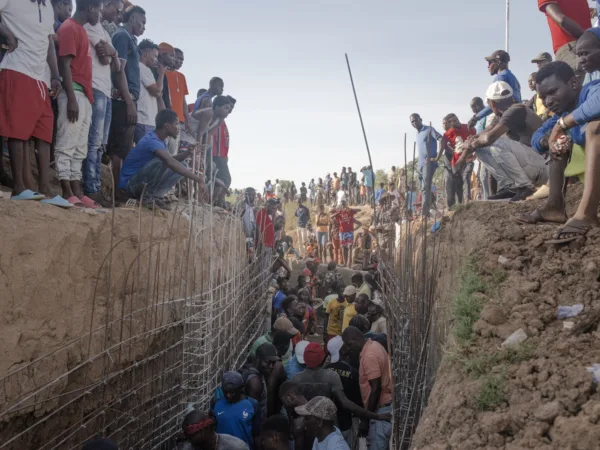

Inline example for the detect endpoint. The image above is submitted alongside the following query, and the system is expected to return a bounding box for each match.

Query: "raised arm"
[543,3,587,39]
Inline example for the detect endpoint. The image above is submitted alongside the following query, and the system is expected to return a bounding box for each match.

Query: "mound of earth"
[413,183,600,450]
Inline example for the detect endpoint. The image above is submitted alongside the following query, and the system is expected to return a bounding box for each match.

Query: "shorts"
[317,231,328,246]
[555,41,577,70]
[339,231,354,246]
[0,69,53,143]
[107,100,136,159]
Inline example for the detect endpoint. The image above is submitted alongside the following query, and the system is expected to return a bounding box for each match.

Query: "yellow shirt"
[326,298,347,336]
[358,283,372,300]
[342,303,357,331]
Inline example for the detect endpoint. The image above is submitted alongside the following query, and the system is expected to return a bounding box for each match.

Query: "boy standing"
[55,0,102,207]
[0,0,62,200]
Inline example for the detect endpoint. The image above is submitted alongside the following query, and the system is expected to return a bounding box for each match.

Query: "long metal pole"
[345,53,376,212]
[505,0,510,52]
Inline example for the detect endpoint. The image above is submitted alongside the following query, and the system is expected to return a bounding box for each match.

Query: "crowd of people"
[0,0,234,211]
[405,0,600,244]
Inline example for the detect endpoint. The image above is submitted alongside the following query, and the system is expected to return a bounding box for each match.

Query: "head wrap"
[183,418,215,436]
[158,42,175,53]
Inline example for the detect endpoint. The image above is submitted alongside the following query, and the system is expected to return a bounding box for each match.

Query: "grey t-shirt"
[498,103,543,147]
[179,434,249,450]
[291,367,344,400]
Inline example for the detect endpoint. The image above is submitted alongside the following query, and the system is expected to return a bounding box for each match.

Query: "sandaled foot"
[515,208,568,225]
[546,218,596,244]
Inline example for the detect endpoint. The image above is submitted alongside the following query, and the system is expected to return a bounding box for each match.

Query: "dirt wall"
[0,201,246,449]
[412,185,600,450]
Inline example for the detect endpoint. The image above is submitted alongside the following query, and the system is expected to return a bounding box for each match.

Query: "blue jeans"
[418,161,437,213]
[83,89,111,194]
[125,158,183,200]
[369,404,392,450]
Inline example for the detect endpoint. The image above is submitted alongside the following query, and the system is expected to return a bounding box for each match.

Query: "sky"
[139,0,588,190]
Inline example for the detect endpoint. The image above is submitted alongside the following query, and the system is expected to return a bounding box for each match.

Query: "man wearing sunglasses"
[468,50,522,128]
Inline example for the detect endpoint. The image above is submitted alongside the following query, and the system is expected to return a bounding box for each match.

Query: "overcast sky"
[140,0,577,189]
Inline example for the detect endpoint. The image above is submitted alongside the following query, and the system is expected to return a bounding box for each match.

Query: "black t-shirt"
[291,367,344,401]
[498,103,543,146]
[325,361,362,431]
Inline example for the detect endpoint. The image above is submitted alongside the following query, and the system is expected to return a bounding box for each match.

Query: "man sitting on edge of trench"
[520,54,600,243]
[454,81,549,203]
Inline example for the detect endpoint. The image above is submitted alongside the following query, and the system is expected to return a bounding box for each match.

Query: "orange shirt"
[165,70,189,122]
[359,339,393,408]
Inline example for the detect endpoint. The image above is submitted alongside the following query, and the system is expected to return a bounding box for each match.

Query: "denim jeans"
[125,158,183,200]
[418,161,437,214]
[83,89,111,194]
[368,404,392,450]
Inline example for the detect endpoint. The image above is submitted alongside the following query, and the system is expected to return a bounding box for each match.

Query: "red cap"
[303,342,325,368]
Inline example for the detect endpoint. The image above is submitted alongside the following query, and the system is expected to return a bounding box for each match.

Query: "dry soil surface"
[412,183,600,450]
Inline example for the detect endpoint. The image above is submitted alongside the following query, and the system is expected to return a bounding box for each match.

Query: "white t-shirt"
[275,183,282,197]
[336,190,346,205]
[312,430,349,450]
[83,22,113,97]
[0,0,55,83]
[137,62,158,126]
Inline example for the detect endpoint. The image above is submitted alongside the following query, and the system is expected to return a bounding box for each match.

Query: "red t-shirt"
[213,121,229,158]
[336,209,356,233]
[256,208,274,248]
[444,125,475,167]
[58,18,93,104]
[538,0,591,53]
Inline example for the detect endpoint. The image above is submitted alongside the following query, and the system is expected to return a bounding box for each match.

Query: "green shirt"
[249,333,292,363]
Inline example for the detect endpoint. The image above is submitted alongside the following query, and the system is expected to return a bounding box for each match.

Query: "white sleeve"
[84,24,102,46]
[0,0,9,11]
[141,66,156,88]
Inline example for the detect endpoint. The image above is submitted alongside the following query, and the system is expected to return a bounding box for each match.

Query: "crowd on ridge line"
[402,0,600,245]
[0,0,235,212]
[79,262,393,450]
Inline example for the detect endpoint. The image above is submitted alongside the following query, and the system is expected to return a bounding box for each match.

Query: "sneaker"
[142,198,171,211]
[509,186,535,202]
[488,189,515,200]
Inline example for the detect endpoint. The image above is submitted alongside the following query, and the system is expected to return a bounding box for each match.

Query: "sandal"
[515,209,567,225]
[546,219,593,244]
[66,196,85,207]
[11,189,45,201]
[79,195,100,209]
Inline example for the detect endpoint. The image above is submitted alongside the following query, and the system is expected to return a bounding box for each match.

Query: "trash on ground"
[557,304,584,319]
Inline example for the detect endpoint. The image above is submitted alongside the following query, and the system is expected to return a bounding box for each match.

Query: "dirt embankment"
[0,200,245,448]
[413,184,600,450]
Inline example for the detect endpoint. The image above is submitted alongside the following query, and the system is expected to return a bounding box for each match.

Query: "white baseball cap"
[327,336,344,363]
[486,81,513,101]
[295,340,310,365]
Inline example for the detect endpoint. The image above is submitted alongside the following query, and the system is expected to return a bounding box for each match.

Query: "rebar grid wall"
[379,217,443,449]
[0,203,270,450]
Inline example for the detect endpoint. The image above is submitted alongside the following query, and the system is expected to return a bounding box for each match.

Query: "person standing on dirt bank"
[332,200,362,267]
[342,326,393,450]
[295,200,310,256]
[410,113,442,216]
[315,204,330,262]
[374,193,400,261]
[524,58,600,243]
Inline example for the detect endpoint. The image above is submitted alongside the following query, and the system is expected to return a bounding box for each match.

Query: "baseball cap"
[273,317,300,336]
[327,336,343,363]
[531,52,552,63]
[256,343,281,362]
[222,371,244,392]
[484,50,510,63]
[295,340,310,365]
[343,285,357,296]
[303,342,325,368]
[295,396,337,421]
[486,81,513,101]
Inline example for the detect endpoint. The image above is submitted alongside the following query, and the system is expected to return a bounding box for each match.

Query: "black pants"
[107,100,136,159]
[445,169,463,208]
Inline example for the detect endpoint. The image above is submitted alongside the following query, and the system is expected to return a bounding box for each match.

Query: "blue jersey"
[214,397,260,449]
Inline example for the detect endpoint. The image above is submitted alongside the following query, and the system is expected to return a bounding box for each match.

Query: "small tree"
[375,169,388,187]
